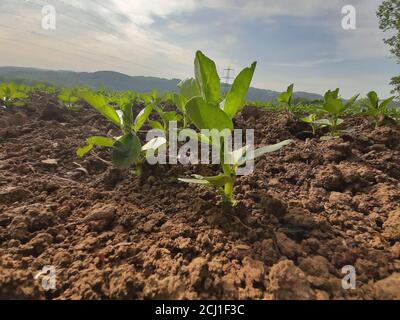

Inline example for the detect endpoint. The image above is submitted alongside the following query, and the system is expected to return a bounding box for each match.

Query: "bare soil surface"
[1,94,400,300]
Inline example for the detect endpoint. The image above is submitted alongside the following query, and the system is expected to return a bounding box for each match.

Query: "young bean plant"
[0,83,28,108]
[58,88,81,111]
[277,83,294,114]
[77,90,155,175]
[178,51,293,205]
[314,89,359,139]
[300,113,326,136]
[362,91,395,128]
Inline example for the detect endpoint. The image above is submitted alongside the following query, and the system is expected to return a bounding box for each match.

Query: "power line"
[222,67,235,84]
[222,67,235,94]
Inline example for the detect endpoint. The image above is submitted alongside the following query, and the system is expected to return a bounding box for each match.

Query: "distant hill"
[0,66,324,102]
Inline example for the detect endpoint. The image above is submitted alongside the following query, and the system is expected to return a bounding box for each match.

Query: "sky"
[0,0,398,98]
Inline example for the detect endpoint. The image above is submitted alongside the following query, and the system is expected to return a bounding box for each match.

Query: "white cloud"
[0,0,395,97]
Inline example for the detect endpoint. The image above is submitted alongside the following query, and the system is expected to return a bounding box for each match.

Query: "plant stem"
[220,142,235,205]
[331,117,338,136]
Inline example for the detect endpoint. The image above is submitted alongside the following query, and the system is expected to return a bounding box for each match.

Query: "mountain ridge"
[0,66,324,102]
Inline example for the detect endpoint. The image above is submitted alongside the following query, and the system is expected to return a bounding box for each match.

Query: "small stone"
[235,244,251,251]
[41,159,58,166]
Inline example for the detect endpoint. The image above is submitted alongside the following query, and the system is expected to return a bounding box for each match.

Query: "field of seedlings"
[1,51,400,300]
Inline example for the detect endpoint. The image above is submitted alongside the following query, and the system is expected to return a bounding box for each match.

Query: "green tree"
[377,0,400,98]
[390,76,400,99]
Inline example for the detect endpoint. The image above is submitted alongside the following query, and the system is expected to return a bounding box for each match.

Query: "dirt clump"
[0,97,399,300]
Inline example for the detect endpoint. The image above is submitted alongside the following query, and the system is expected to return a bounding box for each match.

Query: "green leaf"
[133,104,153,132]
[313,119,332,126]
[80,91,121,127]
[367,91,379,108]
[201,174,231,188]
[345,94,359,108]
[186,97,233,132]
[300,114,317,123]
[225,145,251,165]
[178,78,200,100]
[379,96,395,110]
[324,96,345,115]
[76,136,114,157]
[178,178,211,186]
[120,102,134,132]
[76,144,93,158]
[194,51,220,104]
[278,84,294,105]
[181,130,216,146]
[237,139,293,165]
[112,133,141,169]
[141,136,167,151]
[179,174,230,188]
[223,62,257,118]
[336,118,345,126]
[324,88,340,101]
[149,120,164,131]
[162,111,182,123]
[174,94,186,113]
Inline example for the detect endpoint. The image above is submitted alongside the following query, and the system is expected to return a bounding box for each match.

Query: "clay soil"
[1,92,400,300]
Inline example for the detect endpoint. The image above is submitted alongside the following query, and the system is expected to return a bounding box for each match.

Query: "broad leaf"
[314,119,332,126]
[201,174,231,188]
[181,130,218,147]
[237,139,293,165]
[324,96,345,115]
[324,88,340,101]
[186,97,233,132]
[120,101,134,132]
[133,104,153,132]
[179,174,231,188]
[76,136,114,157]
[278,84,294,105]
[80,91,121,127]
[178,178,211,186]
[367,91,379,108]
[174,94,186,113]
[178,78,200,100]
[142,136,167,151]
[149,120,164,131]
[161,111,183,123]
[194,51,220,104]
[379,97,394,110]
[112,133,141,169]
[224,62,257,118]
[225,145,250,165]
[345,94,360,108]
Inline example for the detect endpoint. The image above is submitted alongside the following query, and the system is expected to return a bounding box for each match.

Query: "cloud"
[0,0,396,98]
